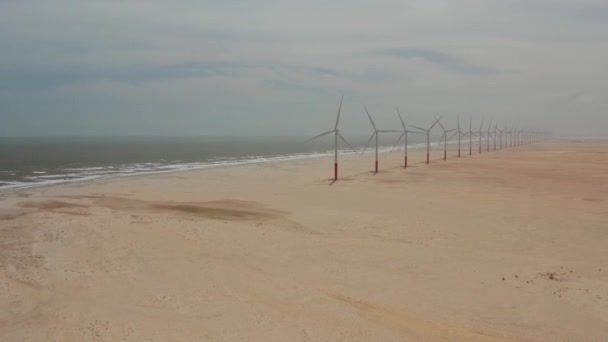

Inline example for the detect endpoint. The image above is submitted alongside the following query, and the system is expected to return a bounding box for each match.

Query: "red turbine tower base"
[334,163,338,181]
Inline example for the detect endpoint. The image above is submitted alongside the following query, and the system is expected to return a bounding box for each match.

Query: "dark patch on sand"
[19,200,88,210]
[17,200,90,217]
[93,196,285,221]
[151,204,274,220]
[582,198,602,203]
[539,271,570,282]
[0,211,29,221]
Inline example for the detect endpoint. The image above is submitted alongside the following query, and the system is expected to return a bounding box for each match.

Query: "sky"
[1,0,607,137]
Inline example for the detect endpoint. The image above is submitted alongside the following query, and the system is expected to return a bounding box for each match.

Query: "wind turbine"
[464,117,475,156]
[435,116,457,161]
[361,105,400,173]
[510,125,516,148]
[411,117,441,165]
[456,115,464,157]
[486,119,493,152]
[305,96,357,181]
[392,108,423,168]
[478,119,485,154]
[493,122,498,150]
[497,126,505,149]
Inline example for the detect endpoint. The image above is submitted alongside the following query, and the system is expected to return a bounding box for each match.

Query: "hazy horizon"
[1,1,607,138]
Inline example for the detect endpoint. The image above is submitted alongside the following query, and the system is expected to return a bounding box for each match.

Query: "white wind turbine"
[463,117,475,156]
[410,117,441,165]
[486,119,493,152]
[493,122,498,150]
[510,125,516,148]
[518,129,523,146]
[305,96,357,181]
[498,126,506,149]
[456,115,464,157]
[361,105,401,173]
[435,116,457,161]
[478,119,485,154]
[443,116,465,158]
[391,108,423,168]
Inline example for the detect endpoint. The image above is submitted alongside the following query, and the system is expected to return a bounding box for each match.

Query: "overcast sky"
[1,0,607,137]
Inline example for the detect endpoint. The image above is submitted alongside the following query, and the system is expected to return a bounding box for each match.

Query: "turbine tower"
[478,119,485,154]
[493,122,498,150]
[465,117,474,156]
[456,115,463,157]
[305,96,357,181]
[486,119,493,152]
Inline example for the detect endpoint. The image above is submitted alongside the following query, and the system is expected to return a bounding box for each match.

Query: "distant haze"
[1,1,607,138]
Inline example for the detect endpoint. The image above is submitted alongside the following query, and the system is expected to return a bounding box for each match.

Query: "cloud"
[387,48,496,75]
[0,0,607,137]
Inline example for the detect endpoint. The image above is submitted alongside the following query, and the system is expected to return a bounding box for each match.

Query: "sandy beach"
[1,140,607,341]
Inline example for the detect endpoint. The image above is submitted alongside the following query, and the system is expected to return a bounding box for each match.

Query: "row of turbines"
[306,96,551,181]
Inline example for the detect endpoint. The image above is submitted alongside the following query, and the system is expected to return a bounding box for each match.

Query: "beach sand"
[1,140,607,341]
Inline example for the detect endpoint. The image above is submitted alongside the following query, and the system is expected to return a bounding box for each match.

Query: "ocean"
[0,135,434,191]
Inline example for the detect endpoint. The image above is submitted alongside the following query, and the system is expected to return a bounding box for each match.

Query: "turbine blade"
[457,114,460,130]
[396,108,406,130]
[410,125,427,132]
[391,132,405,151]
[448,131,459,141]
[429,116,442,131]
[378,130,402,133]
[334,95,343,130]
[434,116,445,131]
[338,133,357,153]
[304,130,334,143]
[363,105,376,130]
[361,132,376,155]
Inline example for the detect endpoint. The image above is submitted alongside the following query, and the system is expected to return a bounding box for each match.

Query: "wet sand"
[1,140,607,341]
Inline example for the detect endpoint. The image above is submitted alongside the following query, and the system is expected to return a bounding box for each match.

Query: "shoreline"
[0,141,445,194]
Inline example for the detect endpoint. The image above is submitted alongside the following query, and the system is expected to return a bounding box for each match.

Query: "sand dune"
[1,141,607,341]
